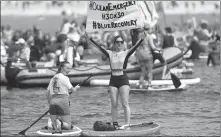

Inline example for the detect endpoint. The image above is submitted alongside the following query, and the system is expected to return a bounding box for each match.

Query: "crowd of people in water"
[1,16,220,69]
[1,3,220,132]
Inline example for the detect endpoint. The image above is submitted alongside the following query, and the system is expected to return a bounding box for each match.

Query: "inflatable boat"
[5,47,183,87]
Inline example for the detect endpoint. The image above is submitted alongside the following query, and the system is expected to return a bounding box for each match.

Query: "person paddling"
[133,25,166,89]
[85,33,146,130]
[46,61,80,133]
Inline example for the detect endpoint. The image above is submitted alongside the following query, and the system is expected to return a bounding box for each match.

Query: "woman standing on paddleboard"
[46,61,80,133]
[132,25,166,89]
[85,33,146,129]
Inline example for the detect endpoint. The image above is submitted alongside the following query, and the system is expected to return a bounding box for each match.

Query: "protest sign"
[86,1,145,32]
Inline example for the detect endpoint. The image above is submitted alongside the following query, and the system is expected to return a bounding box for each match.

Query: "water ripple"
[1,61,220,136]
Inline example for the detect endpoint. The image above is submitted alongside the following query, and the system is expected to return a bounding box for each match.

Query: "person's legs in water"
[119,85,130,126]
[109,86,120,126]
[207,53,212,66]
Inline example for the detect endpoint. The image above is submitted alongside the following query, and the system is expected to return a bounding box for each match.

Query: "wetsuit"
[89,38,144,88]
[162,34,175,49]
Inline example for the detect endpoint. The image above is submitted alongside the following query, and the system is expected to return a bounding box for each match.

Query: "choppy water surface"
[1,59,220,136]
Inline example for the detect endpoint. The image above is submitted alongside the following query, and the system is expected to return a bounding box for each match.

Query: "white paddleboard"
[90,77,201,86]
[130,84,186,92]
[36,126,82,136]
[82,122,161,136]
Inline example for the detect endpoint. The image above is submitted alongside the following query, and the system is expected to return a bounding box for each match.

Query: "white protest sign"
[86,1,144,32]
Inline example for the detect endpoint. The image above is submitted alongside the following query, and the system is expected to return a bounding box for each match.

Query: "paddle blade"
[170,72,181,88]
[18,130,26,135]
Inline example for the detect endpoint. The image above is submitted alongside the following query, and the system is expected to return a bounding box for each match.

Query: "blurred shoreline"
[2,14,219,36]
[1,1,220,16]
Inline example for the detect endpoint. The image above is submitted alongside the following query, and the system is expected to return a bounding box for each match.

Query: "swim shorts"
[109,75,129,89]
[49,94,70,115]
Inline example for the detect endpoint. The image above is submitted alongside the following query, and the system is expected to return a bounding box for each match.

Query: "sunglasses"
[115,41,124,44]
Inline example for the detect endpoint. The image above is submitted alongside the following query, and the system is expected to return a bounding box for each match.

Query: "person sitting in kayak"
[85,33,145,130]
[46,61,80,133]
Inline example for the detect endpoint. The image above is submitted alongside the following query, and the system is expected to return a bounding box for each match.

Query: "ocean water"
[1,59,220,136]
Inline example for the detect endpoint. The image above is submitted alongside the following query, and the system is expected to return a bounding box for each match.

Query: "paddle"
[18,110,50,135]
[18,73,94,135]
[158,51,181,88]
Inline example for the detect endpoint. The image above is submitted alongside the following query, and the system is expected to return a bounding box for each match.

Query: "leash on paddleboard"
[18,73,94,135]
[118,122,154,130]
[129,121,153,127]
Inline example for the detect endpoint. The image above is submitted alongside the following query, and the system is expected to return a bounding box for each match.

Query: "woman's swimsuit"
[89,38,144,88]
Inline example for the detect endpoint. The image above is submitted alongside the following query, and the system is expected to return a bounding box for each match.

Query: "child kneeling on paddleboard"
[46,61,80,133]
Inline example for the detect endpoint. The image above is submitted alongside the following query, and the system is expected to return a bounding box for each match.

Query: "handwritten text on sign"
[86,1,144,32]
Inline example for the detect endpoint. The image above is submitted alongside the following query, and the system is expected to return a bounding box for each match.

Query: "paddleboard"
[90,77,201,86]
[130,84,186,92]
[199,55,208,59]
[81,122,160,136]
[36,126,82,136]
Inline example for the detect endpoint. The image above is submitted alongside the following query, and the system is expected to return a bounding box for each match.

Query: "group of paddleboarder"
[44,1,179,131]
[46,18,174,132]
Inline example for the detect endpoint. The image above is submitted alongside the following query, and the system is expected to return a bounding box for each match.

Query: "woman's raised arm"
[127,32,147,57]
[85,33,109,57]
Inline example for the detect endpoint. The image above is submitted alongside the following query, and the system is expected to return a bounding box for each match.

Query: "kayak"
[81,122,161,136]
[130,84,186,92]
[90,77,201,86]
[36,126,82,136]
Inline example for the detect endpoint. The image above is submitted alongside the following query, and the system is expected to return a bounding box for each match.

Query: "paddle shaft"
[18,74,93,135]
[19,110,49,135]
